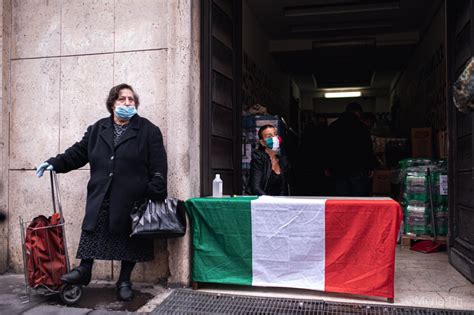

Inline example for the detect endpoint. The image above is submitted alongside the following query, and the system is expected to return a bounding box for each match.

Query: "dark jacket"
[326,112,376,175]
[248,148,289,196]
[47,115,167,234]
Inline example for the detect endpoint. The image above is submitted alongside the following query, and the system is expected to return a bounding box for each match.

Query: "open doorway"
[238,0,473,308]
[241,0,445,197]
[200,0,474,309]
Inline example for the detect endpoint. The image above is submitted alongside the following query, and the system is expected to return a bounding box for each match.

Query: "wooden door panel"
[212,38,233,79]
[450,247,474,281]
[212,71,233,109]
[454,23,470,72]
[211,137,234,169]
[212,3,233,49]
[458,206,474,244]
[456,172,474,208]
[214,0,232,17]
[201,0,242,196]
[447,0,474,282]
[456,136,471,171]
[455,0,470,33]
[212,104,233,139]
[456,111,471,137]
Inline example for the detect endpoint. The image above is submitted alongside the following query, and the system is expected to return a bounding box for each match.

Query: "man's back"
[327,112,375,174]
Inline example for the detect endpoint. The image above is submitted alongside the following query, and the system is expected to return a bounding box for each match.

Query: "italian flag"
[186,196,402,299]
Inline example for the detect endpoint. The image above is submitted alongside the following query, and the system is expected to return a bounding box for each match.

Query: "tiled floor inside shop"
[197,246,474,311]
[394,247,473,310]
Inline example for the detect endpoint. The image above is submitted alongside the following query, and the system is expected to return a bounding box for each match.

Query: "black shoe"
[116,281,134,301]
[60,266,92,286]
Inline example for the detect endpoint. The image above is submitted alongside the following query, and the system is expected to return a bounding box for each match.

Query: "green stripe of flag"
[185,196,257,285]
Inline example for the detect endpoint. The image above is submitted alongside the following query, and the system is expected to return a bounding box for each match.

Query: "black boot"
[116,260,136,301]
[60,265,92,285]
[116,281,134,301]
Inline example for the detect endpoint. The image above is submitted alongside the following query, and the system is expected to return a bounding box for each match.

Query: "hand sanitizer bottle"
[212,174,223,197]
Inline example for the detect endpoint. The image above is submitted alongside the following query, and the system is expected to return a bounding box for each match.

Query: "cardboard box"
[411,127,433,158]
[372,170,392,195]
[437,130,448,159]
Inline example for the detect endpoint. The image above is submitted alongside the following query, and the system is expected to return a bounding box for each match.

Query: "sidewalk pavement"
[0,273,174,314]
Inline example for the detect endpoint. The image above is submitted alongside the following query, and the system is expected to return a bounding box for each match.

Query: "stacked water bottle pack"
[400,159,448,236]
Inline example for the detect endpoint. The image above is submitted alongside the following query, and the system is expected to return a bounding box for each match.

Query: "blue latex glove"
[35,162,53,178]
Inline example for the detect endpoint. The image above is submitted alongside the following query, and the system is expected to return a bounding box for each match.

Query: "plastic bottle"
[212,174,223,197]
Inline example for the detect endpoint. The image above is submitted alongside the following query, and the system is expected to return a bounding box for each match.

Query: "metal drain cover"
[152,289,473,315]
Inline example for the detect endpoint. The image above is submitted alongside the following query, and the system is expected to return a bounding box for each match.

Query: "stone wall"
[0,0,200,286]
[0,0,10,274]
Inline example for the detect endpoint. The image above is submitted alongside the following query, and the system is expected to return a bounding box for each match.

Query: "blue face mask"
[115,105,137,120]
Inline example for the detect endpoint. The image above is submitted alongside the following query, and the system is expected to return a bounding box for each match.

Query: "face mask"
[264,136,282,152]
[115,105,137,120]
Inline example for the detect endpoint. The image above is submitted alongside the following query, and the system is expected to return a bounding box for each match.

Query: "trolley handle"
[49,171,64,223]
[49,170,72,273]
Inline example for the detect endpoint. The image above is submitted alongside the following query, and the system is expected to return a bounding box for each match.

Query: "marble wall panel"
[12,0,61,58]
[114,50,167,138]
[10,58,60,169]
[115,0,167,51]
[60,54,114,157]
[61,0,114,55]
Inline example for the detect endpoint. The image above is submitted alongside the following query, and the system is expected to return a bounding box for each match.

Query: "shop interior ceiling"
[246,0,443,96]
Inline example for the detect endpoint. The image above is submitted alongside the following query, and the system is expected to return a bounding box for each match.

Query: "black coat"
[47,115,167,234]
[248,148,289,196]
[326,112,376,175]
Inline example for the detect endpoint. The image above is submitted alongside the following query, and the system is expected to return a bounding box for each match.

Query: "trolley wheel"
[59,283,82,305]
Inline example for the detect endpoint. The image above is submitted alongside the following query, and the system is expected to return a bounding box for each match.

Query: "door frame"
[200,0,243,196]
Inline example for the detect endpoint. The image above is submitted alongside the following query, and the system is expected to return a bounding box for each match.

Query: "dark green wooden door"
[201,0,242,196]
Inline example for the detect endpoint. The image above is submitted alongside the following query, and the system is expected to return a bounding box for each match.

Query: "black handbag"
[130,198,186,238]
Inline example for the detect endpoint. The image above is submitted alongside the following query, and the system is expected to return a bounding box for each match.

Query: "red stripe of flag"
[324,200,403,299]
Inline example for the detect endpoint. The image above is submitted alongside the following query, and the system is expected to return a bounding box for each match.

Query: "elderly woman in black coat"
[35,83,167,301]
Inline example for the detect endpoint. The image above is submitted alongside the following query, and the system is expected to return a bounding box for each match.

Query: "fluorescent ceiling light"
[291,24,391,34]
[325,91,361,98]
[312,38,375,48]
[284,3,400,17]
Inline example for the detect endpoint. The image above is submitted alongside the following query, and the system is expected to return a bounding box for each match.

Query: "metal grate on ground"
[152,289,474,315]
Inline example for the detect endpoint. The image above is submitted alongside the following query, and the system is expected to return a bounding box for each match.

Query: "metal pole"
[50,171,57,214]
[51,171,71,272]
[19,217,30,303]
[427,167,438,243]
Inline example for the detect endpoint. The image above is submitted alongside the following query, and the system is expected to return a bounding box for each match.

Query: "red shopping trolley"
[19,171,82,305]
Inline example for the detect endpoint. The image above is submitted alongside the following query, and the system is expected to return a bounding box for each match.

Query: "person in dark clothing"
[361,112,377,131]
[296,114,330,196]
[0,212,5,222]
[248,124,289,196]
[325,102,376,196]
[35,83,167,301]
